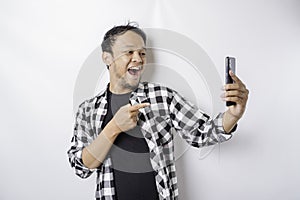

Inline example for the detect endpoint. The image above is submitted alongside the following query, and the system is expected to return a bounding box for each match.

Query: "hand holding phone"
[225,56,236,106]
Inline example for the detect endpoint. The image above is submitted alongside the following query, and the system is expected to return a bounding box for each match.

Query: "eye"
[139,52,146,57]
[127,50,134,55]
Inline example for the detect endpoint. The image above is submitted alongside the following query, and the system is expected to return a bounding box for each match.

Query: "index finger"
[129,103,150,112]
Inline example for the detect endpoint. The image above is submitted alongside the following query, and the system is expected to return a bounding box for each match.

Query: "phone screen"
[225,56,236,106]
[225,56,236,84]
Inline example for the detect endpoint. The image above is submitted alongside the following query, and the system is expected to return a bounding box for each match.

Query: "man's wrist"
[107,118,122,137]
[226,109,241,120]
[223,110,239,133]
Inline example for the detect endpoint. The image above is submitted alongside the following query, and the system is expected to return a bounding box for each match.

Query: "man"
[67,22,249,200]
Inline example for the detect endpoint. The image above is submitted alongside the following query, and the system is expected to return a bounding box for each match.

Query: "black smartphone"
[225,56,236,106]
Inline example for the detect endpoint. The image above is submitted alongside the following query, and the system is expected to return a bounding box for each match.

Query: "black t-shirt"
[101,90,159,200]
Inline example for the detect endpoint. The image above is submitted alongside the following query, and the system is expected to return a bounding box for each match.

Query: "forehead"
[112,30,145,50]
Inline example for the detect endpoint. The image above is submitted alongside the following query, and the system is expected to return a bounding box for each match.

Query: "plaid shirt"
[67,82,233,200]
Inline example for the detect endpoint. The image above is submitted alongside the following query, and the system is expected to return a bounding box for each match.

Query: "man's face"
[107,30,147,93]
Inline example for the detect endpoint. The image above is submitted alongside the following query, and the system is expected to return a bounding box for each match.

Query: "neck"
[109,83,134,94]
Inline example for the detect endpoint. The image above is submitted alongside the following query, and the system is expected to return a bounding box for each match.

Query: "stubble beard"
[115,71,141,92]
[122,76,141,91]
[111,63,143,92]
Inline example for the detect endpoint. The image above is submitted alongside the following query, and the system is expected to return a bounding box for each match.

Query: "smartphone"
[225,56,236,106]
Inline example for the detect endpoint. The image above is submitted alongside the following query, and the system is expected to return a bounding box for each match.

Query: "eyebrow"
[121,45,147,50]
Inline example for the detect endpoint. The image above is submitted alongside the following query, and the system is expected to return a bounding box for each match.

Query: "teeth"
[128,66,141,70]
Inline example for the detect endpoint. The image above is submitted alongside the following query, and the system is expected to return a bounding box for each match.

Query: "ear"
[102,52,113,66]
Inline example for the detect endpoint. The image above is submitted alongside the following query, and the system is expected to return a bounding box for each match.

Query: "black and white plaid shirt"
[67,82,234,200]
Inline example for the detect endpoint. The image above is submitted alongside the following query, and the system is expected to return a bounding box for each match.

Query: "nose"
[131,51,143,63]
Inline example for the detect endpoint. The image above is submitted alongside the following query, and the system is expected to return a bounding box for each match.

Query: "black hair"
[101,21,147,55]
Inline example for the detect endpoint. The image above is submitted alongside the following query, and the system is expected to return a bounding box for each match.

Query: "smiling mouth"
[127,66,142,76]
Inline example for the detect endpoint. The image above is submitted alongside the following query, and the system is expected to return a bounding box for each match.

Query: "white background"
[1,0,300,199]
